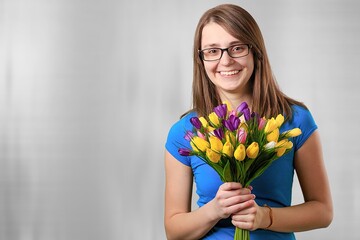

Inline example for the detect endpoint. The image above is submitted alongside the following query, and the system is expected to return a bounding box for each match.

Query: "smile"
[219,70,240,76]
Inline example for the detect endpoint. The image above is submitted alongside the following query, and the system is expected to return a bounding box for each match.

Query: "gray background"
[1,0,359,239]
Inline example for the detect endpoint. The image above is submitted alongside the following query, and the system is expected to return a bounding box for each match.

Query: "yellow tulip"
[285,128,302,137]
[275,114,285,127]
[264,118,277,133]
[246,142,259,159]
[209,112,220,126]
[199,117,208,128]
[276,147,286,157]
[209,136,223,152]
[223,101,233,112]
[234,144,246,161]
[225,131,236,146]
[275,139,293,157]
[190,142,199,153]
[267,128,279,142]
[222,141,234,157]
[207,126,216,132]
[206,148,221,163]
[191,136,210,152]
[276,139,293,149]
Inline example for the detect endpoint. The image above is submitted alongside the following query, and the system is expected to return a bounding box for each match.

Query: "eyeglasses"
[198,44,252,61]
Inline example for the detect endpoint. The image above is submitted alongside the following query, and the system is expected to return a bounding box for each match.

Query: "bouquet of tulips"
[178,102,302,240]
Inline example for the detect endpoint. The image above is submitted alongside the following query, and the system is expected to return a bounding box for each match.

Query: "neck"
[217,90,253,110]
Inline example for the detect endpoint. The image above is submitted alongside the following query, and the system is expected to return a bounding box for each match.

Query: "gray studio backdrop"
[1,0,359,239]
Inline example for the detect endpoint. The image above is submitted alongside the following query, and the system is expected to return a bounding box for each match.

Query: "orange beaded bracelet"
[263,204,273,229]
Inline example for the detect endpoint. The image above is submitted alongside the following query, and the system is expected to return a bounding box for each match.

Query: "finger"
[219,182,243,190]
[231,218,256,230]
[217,188,253,201]
[225,199,256,215]
[231,212,256,222]
[232,204,257,217]
[221,194,255,208]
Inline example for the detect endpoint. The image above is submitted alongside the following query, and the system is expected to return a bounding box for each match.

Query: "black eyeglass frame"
[198,44,252,61]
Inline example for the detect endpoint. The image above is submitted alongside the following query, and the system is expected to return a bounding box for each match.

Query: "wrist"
[205,199,223,222]
[262,204,273,230]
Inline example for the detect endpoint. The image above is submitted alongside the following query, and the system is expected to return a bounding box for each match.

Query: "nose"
[219,50,234,65]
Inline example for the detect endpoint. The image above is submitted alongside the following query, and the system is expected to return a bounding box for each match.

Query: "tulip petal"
[246,142,259,159]
[190,117,202,129]
[214,104,227,119]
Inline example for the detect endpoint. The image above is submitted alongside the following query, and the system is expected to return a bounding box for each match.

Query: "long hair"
[188,4,306,119]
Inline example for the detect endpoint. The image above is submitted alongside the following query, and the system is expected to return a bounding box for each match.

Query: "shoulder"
[165,111,197,166]
[286,105,318,151]
[168,111,197,135]
[289,105,317,128]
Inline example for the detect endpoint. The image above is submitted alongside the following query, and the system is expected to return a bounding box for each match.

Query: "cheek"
[203,63,217,76]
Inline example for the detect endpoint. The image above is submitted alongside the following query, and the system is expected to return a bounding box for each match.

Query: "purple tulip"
[214,128,224,140]
[214,104,227,119]
[223,115,240,131]
[236,101,251,121]
[190,117,202,129]
[178,148,192,156]
[184,131,194,141]
[236,102,248,115]
[242,108,251,121]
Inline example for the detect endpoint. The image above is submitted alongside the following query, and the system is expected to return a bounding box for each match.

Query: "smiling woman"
[1,0,358,239]
[200,22,255,105]
[164,4,333,240]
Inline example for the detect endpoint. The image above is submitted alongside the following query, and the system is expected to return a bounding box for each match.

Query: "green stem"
[234,227,249,240]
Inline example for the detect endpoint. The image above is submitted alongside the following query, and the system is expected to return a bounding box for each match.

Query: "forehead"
[201,22,241,48]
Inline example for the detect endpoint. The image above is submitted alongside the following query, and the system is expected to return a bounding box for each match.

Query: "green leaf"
[223,161,233,182]
[210,162,224,178]
[235,161,242,182]
[244,158,255,172]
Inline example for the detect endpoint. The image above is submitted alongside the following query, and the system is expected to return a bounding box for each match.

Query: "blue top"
[165,105,317,240]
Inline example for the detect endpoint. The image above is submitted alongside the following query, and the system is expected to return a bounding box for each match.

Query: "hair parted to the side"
[187,4,306,119]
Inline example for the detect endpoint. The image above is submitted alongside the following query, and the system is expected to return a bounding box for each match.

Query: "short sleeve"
[165,113,195,166]
[290,105,318,151]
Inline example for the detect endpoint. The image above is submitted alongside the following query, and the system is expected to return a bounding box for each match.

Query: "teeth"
[220,70,240,76]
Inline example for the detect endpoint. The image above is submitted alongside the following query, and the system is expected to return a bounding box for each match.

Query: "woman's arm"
[231,130,333,232]
[164,150,255,240]
[270,130,333,232]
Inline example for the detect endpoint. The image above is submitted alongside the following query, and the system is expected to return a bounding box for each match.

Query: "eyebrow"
[202,41,244,49]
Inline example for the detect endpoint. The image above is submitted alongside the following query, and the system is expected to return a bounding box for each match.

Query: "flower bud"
[222,141,234,157]
[178,148,192,156]
[234,144,246,161]
[275,114,285,127]
[209,112,220,126]
[199,117,208,128]
[246,142,259,159]
[191,136,210,152]
[206,148,221,163]
[264,118,277,133]
[285,128,302,137]
[237,128,247,144]
[267,128,279,142]
[209,136,223,152]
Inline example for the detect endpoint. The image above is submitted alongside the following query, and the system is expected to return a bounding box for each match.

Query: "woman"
[164,4,333,240]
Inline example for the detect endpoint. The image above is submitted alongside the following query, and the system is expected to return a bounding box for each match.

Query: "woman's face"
[201,22,254,96]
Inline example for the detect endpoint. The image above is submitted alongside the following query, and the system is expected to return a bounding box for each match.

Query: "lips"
[219,70,240,76]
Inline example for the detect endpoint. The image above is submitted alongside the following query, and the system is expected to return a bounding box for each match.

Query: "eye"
[231,45,246,52]
[206,48,220,55]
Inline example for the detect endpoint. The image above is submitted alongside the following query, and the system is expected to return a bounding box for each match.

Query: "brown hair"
[188,4,306,119]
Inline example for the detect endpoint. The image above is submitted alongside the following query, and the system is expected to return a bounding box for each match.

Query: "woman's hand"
[210,182,255,220]
[231,200,270,231]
